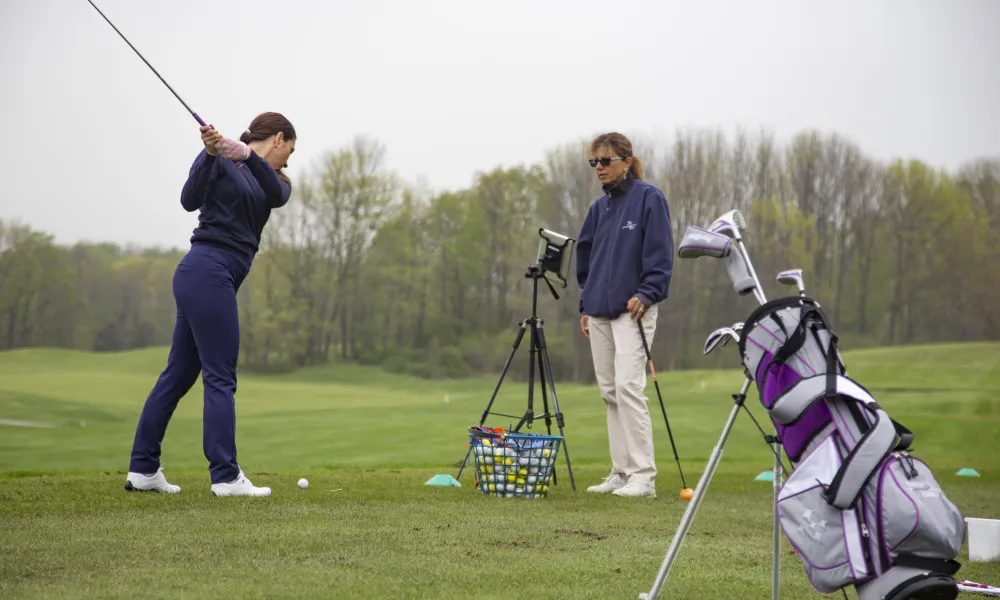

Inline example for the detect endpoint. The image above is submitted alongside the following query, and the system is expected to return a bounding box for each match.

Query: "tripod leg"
[482,321,528,427]
[455,443,475,480]
[457,320,527,480]
[638,378,751,600]
[771,437,782,600]
[535,329,559,486]
[535,325,576,491]
[513,321,538,432]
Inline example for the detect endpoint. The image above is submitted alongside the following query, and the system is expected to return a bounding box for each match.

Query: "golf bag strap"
[893,555,961,576]
[825,408,896,508]
[892,419,915,451]
[738,296,819,361]
[767,374,899,509]
[771,305,835,369]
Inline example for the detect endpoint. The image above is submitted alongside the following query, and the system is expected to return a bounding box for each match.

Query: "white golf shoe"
[125,466,181,494]
[612,480,656,498]
[586,472,628,494]
[210,471,271,497]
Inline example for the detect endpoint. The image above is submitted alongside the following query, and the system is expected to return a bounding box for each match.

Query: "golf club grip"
[192,113,206,126]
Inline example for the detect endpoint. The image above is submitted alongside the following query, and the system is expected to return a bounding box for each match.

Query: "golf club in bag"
[640,210,967,600]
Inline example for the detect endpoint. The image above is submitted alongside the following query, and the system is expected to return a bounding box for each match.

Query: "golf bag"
[738,295,967,599]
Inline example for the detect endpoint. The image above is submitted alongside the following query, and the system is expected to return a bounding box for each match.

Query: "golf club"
[85,0,207,127]
[776,269,806,297]
[636,320,690,495]
[703,326,740,355]
[707,210,767,305]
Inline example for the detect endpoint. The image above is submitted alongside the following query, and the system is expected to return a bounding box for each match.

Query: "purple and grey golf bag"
[739,295,967,600]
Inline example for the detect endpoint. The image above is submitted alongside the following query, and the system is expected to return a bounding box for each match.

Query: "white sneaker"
[612,480,656,498]
[586,473,628,494]
[210,471,271,497]
[125,466,181,494]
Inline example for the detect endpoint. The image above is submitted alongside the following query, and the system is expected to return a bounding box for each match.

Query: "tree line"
[2,128,998,382]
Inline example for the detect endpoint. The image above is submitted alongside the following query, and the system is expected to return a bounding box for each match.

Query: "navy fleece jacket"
[576,172,674,318]
[180,149,292,263]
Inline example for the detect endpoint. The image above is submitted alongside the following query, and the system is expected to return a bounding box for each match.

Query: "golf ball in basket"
[298,478,309,489]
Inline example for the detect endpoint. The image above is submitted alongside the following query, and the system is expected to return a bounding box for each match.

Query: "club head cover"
[677,226,732,259]
[216,138,251,162]
[725,248,757,296]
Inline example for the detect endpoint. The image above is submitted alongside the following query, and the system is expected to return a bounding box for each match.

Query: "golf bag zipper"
[856,489,876,576]
[860,521,874,575]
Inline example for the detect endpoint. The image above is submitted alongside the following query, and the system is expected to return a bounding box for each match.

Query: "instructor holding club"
[576,132,674,498]
[124,112,297,497]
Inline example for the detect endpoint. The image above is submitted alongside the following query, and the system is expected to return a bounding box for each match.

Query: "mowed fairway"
[2,344,999,599]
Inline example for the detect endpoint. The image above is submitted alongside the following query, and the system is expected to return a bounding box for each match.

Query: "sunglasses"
[589,157,625,168]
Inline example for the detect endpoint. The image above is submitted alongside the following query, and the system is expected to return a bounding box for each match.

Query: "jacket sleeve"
[179,150,218,212]
[576,203,597,314]
[635,189,674,307]
[245,151,292,208]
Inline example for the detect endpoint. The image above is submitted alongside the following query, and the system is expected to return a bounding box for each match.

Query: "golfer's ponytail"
[629,156,644,181]
[240,112,297,145]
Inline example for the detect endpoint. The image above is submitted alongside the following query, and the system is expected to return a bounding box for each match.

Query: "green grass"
[1,343,999,599]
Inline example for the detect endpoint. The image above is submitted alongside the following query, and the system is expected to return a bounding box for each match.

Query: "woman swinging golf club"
[576,132,674,498]
[124,112,296,497]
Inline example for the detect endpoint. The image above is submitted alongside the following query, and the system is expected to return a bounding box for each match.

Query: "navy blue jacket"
[180,149,292,264]
[576,172,674,318]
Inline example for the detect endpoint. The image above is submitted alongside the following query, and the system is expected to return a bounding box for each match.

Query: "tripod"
[455,263,576,491]
[639,376,786,600]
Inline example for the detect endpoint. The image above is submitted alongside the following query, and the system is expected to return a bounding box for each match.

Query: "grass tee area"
[1,343,998,599]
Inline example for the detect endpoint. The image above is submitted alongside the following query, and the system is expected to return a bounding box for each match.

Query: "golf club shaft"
[637,319,686,489]
[85,0,206,126]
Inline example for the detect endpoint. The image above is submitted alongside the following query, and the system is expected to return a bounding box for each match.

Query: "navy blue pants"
[129,244,251,484]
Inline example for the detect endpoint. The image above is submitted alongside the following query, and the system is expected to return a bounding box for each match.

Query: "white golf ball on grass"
[298,478,309,489]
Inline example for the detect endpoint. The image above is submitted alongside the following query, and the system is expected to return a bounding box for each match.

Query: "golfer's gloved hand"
[215,138,251,161]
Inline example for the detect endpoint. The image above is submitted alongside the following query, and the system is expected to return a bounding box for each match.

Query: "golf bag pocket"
[777,435,872,593]
[875,453,965,568]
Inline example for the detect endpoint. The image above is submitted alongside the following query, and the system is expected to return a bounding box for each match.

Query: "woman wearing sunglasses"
[575,132,674,498]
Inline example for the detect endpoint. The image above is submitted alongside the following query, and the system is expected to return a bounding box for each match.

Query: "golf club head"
[703,327,740,355]
[677,226,732,259]
[776,268,806,296]
[708,210,746,239]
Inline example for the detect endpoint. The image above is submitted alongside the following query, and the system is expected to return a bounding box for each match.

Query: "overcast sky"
[2,0,998,250]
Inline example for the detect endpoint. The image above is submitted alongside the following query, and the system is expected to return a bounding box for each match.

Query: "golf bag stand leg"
[769,434,782,600]
[638,378,752,600]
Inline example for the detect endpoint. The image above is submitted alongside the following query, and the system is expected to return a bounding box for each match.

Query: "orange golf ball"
[680,487,694,501]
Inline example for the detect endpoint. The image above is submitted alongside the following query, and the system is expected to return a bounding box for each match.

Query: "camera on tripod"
[455,226,579,491]
[530,228,577,293]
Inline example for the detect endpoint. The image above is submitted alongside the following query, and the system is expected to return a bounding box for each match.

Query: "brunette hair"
[240,112,296,183]
[590,132,643,180]
[240,112,297,145]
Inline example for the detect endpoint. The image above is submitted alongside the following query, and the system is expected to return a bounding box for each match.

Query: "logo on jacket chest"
[622,220,637,230]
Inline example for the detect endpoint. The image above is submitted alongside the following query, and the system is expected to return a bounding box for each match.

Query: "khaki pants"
[587,304,658,487]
